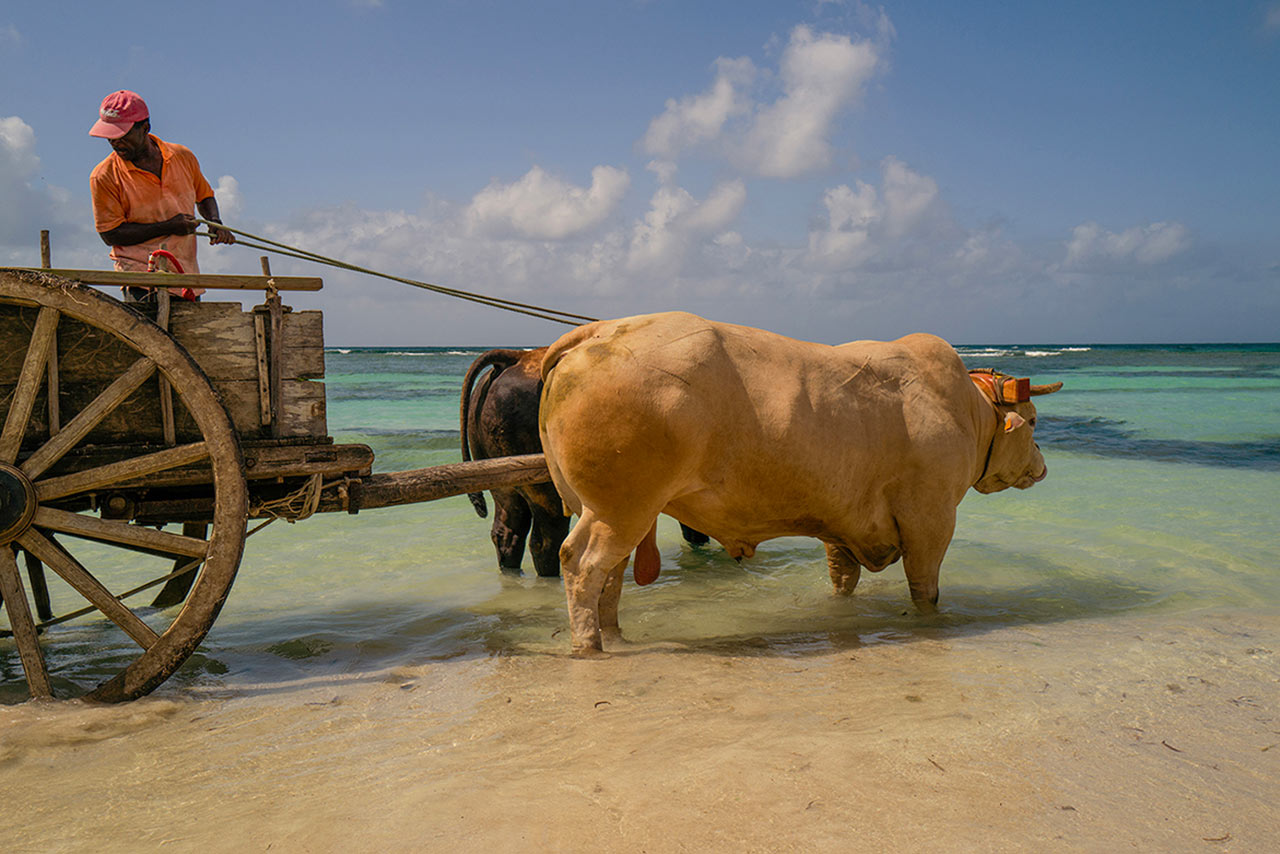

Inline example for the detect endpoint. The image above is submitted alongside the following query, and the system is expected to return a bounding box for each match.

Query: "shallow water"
[3,342,1278,850]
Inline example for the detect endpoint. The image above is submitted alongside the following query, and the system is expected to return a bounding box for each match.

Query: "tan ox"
[539,312,1062,655]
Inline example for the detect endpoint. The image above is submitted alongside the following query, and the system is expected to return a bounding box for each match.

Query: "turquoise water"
[4,342,1279,698]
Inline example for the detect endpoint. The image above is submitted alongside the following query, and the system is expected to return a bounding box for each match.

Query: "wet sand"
[3,608,1277,853]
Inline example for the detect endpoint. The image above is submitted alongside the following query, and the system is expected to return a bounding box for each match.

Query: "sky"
[2,0,1278,346]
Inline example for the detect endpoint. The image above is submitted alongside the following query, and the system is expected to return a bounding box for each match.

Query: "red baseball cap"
[89,90,149,139]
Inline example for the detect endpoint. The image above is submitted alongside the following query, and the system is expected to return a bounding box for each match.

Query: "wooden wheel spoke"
[20,356,157,480]
[32,506,210,558]
[16,529,161,650]
[0,307,59,464]
[34,441,210,502]
[0,547,53,698]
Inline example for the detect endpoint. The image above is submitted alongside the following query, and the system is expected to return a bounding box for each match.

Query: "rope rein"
[194,219,598,327]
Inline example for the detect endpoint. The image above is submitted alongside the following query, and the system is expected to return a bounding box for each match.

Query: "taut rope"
[195,219,598,327]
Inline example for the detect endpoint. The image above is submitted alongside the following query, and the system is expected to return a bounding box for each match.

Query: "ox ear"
[1003,411,1027,433]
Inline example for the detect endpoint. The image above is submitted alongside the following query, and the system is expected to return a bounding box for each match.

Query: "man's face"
[109,121,150,161]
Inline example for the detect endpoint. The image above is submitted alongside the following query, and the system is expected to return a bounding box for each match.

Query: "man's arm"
[98,214,198,247]
[197,197,236,245]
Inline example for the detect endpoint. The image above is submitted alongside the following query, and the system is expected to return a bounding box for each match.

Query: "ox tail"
[633,521,661,586]
[459,349,527,518]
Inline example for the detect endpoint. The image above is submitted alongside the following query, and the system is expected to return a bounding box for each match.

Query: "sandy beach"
[4,607,1276,853]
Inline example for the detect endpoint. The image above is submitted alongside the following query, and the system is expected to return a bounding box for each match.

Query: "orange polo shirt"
[90,135,214,274]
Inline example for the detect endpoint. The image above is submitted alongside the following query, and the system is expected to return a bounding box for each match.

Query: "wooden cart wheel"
[0,270,247,702]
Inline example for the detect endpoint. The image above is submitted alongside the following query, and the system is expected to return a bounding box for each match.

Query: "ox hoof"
[911,598,939,615]
[570,646,610,660]
[602,627,625,645]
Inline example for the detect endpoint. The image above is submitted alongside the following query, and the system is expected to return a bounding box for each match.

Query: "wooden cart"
[1,265,550,702]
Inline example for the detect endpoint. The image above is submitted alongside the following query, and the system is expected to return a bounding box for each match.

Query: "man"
[88,89,235,298]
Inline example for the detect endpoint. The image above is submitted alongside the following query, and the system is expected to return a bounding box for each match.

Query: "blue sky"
[3,1,1277,345]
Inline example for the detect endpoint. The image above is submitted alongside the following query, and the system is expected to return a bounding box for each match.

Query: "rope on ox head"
[194,219,599,327]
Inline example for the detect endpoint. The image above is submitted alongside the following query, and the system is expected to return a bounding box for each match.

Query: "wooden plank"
[218,378,326,439]
[29,441,370,494]
[10,268,323,291]
[267,295,284,438]
[240,441,372,480]
[0,304,325,384]
[165,303,324,382]
[253,313,271,425]
[155,291,176,446]
[3,376,326,446]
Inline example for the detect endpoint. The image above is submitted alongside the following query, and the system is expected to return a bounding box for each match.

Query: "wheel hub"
[0,462,37,544]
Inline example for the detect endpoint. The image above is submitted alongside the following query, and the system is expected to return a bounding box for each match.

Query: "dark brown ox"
[538,312,1062,655]
[461,348,569,577]
[460,347,713,578]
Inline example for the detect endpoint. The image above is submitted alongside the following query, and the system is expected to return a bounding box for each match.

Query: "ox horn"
[1029,381,1063,396]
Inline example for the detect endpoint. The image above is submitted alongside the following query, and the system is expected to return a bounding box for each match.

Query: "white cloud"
[805,156,952,271]
[737,25,882,177]
[807,180,880,268]
[641,57,756,158]
[0,24,20,48]
[628,165,747,273]
[881,155,939,238]
[638,24,886,178]
[465,165,630,240]
[213,175,241,220]
[0,116,40,176]
[1,116,86,257]
[1063,221,1192,269]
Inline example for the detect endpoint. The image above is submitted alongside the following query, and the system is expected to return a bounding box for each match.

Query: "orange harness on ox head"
[968,368,1030,405]
[968,368,1039,484]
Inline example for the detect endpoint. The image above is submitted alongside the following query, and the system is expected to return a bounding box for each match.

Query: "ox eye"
[1029,417,1037,428]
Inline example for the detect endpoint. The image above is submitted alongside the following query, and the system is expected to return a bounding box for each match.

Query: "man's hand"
[196,197,235,245]
[166,213,199,235]
[206,223,236,245]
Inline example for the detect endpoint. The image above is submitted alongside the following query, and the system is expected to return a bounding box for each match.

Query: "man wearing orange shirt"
[88,90,235,299]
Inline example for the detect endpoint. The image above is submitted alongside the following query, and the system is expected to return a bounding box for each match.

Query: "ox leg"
[679,523,710,547]
[558,510,648,656]
[529,508,571,578]
[598,558,628,645]
[826,544,862,596]
[900,512,955,614]
[490,489,532,575]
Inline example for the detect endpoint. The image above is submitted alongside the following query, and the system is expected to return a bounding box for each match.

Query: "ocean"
[3,340,1278,851]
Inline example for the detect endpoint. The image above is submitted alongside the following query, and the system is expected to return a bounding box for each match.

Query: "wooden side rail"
[4,268,323,291]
